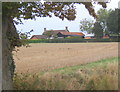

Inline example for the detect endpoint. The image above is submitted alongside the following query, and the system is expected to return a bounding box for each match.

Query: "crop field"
[13,57,118,90]
[13,42,118,73]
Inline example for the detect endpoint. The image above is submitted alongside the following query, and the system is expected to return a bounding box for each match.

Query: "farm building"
[30,27,85,39]
[103,34,110,39]
[85,36,95,39]
[42,26,69,39]
[43,26,69,34]
[57,32,85,38]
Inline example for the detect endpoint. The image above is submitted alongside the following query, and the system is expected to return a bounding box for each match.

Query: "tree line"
[80,8,120,38]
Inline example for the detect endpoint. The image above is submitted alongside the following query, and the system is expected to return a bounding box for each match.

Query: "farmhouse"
[43,26,69,34]
[30,27,85,39]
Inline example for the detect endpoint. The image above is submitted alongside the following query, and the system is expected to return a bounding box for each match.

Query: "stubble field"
[13,42,118,73]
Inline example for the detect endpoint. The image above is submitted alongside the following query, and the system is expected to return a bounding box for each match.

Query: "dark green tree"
[97,8,112,34]
[92,22,103,38]
[107,9,120,35]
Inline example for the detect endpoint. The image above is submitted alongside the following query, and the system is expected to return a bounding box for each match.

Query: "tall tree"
[97,8,112,34]
[2,1,109,90]
[3,1,108,22]
[80,18,94,34]
[92,22,103,38]
[107,9,120,35]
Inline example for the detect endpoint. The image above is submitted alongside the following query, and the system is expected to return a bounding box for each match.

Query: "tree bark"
[0,4,2,91]
[2,16,18,90]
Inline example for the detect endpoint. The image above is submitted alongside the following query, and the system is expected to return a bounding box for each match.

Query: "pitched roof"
[30,35,47,39]
[50,30,68,32]
[43,30,69,35]
[59,32,85,36]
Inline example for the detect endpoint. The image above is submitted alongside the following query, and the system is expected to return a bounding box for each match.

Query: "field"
[13,42,118,90]
[13,42,118,73]
[13,57,119,90]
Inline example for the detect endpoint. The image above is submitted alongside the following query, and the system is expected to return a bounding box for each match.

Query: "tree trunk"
[2,16,18,90]
[0,5,2,91]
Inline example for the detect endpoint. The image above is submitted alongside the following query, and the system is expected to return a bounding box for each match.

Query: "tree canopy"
[92,22,103,38]
[3,1,109,24]
[80,18,94,34]
[97,8,112,34]
[107,9,120,35]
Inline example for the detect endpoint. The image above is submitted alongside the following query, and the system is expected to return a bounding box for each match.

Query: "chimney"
[44,28,46,32]
[65,26,69,32]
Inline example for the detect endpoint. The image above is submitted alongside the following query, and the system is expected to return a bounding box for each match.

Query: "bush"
[27,38,119,43]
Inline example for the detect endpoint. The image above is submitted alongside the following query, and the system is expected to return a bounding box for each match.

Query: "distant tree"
[80,18,94,34]
[92,22,103,38]
[107,9,120,35]
[97,8,112,34]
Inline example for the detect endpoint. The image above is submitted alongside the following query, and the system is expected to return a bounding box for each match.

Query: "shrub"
[27,37,119,43]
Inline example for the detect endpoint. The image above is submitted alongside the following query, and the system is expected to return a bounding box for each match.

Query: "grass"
[13,57,119,90]
[50,57,119,74]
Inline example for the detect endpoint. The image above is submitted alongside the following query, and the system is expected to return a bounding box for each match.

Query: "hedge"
[26,38,119,43]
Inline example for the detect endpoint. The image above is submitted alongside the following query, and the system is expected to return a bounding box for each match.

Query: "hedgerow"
[27,38,119,43]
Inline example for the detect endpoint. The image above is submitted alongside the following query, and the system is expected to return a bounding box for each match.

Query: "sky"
[15,0,119,37]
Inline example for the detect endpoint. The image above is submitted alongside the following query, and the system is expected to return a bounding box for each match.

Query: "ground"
[13,42,118,73]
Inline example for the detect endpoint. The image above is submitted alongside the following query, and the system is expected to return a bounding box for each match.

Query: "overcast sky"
[15,0,119,37]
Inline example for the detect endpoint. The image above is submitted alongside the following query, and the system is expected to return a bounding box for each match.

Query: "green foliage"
[92,22,103,38]
[51,57,119,74]
[16,30,33,47]
[107,9,120,35]
[13,57,119,90]
[3,1,108,24]
[97,8,120,35]
[2,2,76,23]
[97,8,113,34]
[80,18,94,34]
[27,37,119,43]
